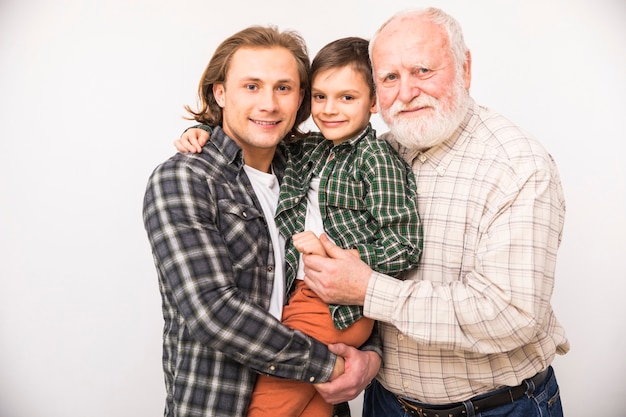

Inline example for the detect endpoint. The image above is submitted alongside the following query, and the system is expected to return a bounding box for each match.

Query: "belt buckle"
[398,397,424,416]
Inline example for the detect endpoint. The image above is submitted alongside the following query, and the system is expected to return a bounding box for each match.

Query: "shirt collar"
[307,124,373,176]
[210,126,244,168]
[210,126,288,176]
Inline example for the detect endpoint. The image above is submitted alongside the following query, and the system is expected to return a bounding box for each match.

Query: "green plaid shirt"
[276,125,423,329]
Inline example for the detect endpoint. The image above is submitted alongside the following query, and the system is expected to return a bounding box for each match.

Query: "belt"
[397,368,550,417]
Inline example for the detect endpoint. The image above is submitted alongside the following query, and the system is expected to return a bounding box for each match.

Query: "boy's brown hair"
[310,37,375,99]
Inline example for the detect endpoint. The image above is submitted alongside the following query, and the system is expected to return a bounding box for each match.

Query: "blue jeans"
[363,366,563,417]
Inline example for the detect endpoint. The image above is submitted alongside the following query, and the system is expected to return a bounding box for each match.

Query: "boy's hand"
[293,231,327,257]
[174,128,209,153]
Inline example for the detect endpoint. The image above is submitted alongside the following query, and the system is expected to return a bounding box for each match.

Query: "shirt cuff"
[364,271,401,322]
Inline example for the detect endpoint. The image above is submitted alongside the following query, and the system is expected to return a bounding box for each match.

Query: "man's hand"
[315,343,381,404]
[173,128,209,153]
[303,233,372,306]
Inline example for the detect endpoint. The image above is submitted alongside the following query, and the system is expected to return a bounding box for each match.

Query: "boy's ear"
[369,96,378,114]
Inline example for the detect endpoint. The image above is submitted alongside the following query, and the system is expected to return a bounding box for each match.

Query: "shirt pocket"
[324,176,365,212]
[216,199,266,271]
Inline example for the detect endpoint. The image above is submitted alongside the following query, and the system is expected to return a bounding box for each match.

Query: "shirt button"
[242,211,248,218]
[398,334,404,341]
[403,381,409,388]
[269,365,276,371]
[267,266,273,272]
[418,154,427,162]
[309,376,316,382]
[294,197,299,204]
[436,166,445,175]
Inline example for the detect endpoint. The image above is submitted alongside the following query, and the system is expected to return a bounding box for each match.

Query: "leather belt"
[397,368,550,417]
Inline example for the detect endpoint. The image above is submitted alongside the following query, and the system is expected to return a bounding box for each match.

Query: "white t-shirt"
[243,165,285,321]
[296,176,326,281]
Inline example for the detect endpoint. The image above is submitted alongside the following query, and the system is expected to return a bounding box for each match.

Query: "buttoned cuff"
[257,337,336,384]
[364,271,400,322]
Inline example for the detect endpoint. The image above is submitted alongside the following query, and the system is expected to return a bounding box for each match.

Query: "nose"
[257,88,279,112]
[322,98,337,114]
[398,75,421,103]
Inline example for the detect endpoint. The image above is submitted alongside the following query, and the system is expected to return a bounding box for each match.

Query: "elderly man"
[305,7,569,417]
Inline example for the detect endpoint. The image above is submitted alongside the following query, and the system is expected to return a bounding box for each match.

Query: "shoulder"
[469,105,555,172]
[150,129,238,184]
[146,152,221,192]
[285,132,325,156]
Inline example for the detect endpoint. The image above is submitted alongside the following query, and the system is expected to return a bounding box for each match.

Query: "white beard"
[380,76,470,151]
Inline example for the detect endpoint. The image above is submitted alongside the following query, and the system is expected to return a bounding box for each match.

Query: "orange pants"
[247,280,374,417]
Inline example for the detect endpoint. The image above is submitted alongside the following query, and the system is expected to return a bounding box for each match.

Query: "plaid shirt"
[365,99,570,403]
[143,126,335,417]
[276,125,422,330]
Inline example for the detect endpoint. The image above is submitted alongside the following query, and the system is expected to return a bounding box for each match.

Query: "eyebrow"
[312,86,361,94]
[239,76,299,85]
[375,61,433,77]
[374,69,391,79]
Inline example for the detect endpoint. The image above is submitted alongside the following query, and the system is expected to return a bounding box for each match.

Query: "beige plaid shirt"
[365,99,570,404]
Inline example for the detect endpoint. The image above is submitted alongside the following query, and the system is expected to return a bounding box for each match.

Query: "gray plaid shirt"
[143,126,335,417]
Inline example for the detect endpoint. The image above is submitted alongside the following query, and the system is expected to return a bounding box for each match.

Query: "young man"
[142,26,360,417]
[304,7,570,417]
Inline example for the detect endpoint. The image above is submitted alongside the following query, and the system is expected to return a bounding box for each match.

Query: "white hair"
[369,7,470,76]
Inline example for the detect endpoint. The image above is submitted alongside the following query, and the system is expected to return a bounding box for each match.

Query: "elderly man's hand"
[303,234,372,306]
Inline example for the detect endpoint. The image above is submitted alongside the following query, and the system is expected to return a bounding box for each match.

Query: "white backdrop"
[1,0,624,416]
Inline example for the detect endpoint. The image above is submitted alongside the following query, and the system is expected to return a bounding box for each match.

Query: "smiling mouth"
[251,119,280,126]
[401,105,428,113]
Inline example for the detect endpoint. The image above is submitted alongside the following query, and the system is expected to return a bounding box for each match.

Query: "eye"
[379,73,398,87]
[245,84,258,91]
[312,93,326,101]
[342,95,355,101]
[277,85,291,92]
[412,67,433,79]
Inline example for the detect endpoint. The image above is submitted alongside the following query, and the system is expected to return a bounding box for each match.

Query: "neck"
[242,148,275,173]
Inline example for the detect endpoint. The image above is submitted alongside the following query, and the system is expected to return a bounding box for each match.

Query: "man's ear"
[463,50,472,90]
[213,84,225,107]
